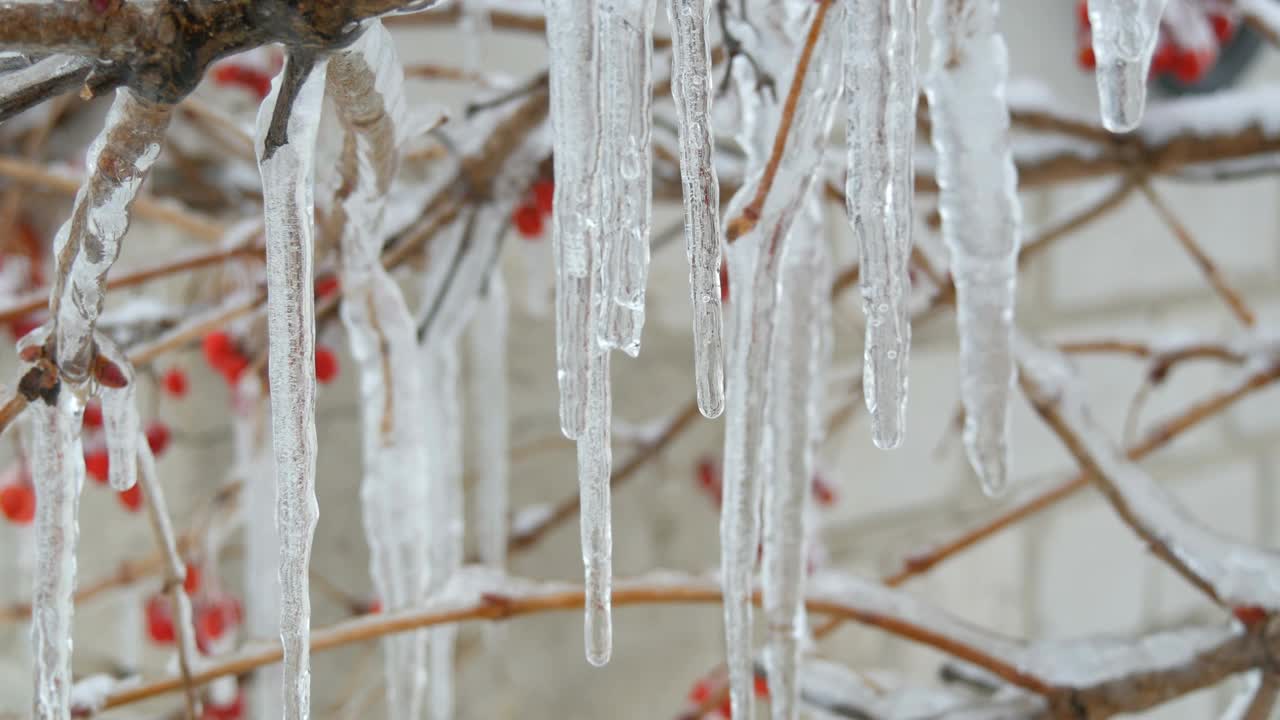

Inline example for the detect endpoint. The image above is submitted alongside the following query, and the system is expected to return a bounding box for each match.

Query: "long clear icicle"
[596,0,656,356]
[545,0,602,440]
[925,0,1022,496]
[845,0,916,450]
[95,335,139,492]
[28,386,85,720]
[328,23,431,719]
[762,192,829,720]
[467,275,509,578]
[47,90,172,383]
[1086,0,1169,132]
[578,332,613,665]
[666,0,726,419]
[720,6,845,717]
[254,52,328,720]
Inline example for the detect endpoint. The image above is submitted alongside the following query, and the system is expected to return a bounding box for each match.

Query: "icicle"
[925,0,1022,496]
[596,0,656,356]
[720,5,845,717]
[762,191,829,720]
[845,0,916,450]
[254,51,328,720]
[578,335,613,666]
[28,375,86,720]
[47,89,172,384]
[467,275,509,579]
[328,23,432,718]
[1086,0,1170,132]
[666,0,726,419]
[95,335,139,492]
[545,0,602,440]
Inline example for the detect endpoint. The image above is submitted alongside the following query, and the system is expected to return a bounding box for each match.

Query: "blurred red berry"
[717,696,732,718]
[220,356,251,386]
[84,450,109,485]
[688,678,712,704]
[0,483,35,524]
[8,315,41,341]
[695,458,722,505]
[315,275,340,299]
[1077,46,1096,70]
[83,401,104,429]
[1210,14,1233,43]
[212,64,273,99]
[1076,0,1090,27]
[753,674,769,698]
[118,484,143,512]
[315,346,339,384]
[91,0,110,13]
[202,691,244,720]
[203,332,238,370]
[1174,49,1212,84]
[363,598,383,614]
[812,474,837,507]
[184,562,201,595]
[531,179,554,215]
[162,367,189,398]
[1152,42,1179,74]
[1234,605,1267,627]
[512,203,544,239]
[719,263,730,303]
[196,606,227,652]
[146,422,172,457]
[94,357,128,389]
[145,594,175,644]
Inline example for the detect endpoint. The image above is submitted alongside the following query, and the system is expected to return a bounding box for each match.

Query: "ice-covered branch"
[0,54,96,124]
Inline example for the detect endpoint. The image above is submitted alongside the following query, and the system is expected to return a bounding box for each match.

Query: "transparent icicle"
[328,23,432,719]
[254,52,328,720]
[467,275,509,578]
[421,342,464,720]
[720,6,845,718]
[95,335,138,492]
[27,377,86,720]
[762,191,829,720]
[578,334,613,666]
[545,0,602,439]
[47,89,171,383]
[596,0,656,356]
[925,0,1022,496]
[845,0,916,449]
[1086,0,1170,132]
[666,0,726,419]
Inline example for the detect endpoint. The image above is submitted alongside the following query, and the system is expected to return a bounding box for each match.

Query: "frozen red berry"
[1173,48,1212,84]
[315,346,339,384]
[94,357,128,389]
[1077,46,1096,70]
[202,691,244,720]
[688,678,712,704]
[1234,605,1267,628]
[84,450,109,485]
[212,64,273,100]
[315,275,340,299]
[117,483,143,512]
[162,367,189,398]
[203,332,238,370]
[1209,14,1233,43]
[83,401,104,429]
[512,203,544,239]
[753,674,769,698]
[1076,0,1090,27]
[531,179,554,215]
[184,562,201,595]
[146,422,172,457]
[145,594,175,644]
[0,482,35,524]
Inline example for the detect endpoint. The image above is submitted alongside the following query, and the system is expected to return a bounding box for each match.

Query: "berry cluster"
[1076,1,1236,85]
[202,330,340,387]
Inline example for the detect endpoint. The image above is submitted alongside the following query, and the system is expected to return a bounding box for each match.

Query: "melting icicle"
[328,23,432,719]
[845,0,916,449]
[720,5,845,717]
[47,90,172,384]
[762,191,829,720]
[95,335,139,492]
[1086,0,1170,132]
[467,275,510,578]
[666,0,726,419]
[28,374,86,720]
[925,0,1022,496]
[545,0,602,439]
[578,339,613,666]
[254,51,328,720]
[596,0,656,357]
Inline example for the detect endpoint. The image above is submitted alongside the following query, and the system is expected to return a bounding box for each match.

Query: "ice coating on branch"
[925,0,1022,496]
[545,0,602,440]
[666,0,726,418]
[845,0,916,449]
[28,378,86,720]
[254,52,328,720]
[596,0,656,357]
[720,5,844,717]
[1086,0,1170,132]
[762,192,829,720]
[328,23,431,718]
[94,335,139,492]
[467,276,510,581]
[47,89,172,384]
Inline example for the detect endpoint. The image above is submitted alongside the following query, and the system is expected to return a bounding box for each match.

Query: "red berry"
[118,484,143,512]
[812,474,837,507]
[84,450,109,485]
[315,275,340,299]
[753,674,769,698]
[184,562,201,595]
[1234,605,1267,627]
[719,263,730,303]
[512,203,544,239]
[1076,1,1090,27]
[531,179,554,215]
[162,367,189,398]
[220,355,251,386]
[8,316,40,341]
[91,0,110,13]
[365,598,382,614]
[688,679,713,704]
[197,605,227,651]
[212,64,273,100]
[716,696,732,718]
[145,594,175,644]
[83,401,104,429]
[315,346,339,384]
[1077,46,1096,70]
[1152,42,1177,74]
[93,357,128,389]
[1174,49,1212,84]
[1210,14,1233,43]
[146,422,172,457]
[695,459,722,505]
[202,691,244,720]
[203,332,238,371]
[0,483,35,524]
